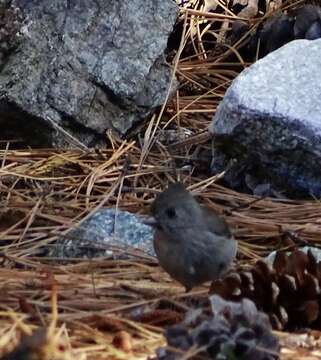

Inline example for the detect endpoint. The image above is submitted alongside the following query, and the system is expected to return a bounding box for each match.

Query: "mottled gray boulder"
[49,208,155,259]
[209,39,321,198]
[0,0,178,147]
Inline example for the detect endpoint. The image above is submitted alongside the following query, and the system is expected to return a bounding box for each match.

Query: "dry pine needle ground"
[1,0,321,359]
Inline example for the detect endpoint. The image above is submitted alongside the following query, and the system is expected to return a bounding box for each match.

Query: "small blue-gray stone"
[49,208,155,259]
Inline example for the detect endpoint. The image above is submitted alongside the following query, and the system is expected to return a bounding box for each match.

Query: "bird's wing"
[201,207,232,238]
[186,230,237,283]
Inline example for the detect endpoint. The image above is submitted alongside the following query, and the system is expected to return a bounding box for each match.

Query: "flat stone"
[48,208,155,259]
[209,39,321,198]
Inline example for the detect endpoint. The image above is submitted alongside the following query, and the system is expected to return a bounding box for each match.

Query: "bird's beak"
[142,216,158,227]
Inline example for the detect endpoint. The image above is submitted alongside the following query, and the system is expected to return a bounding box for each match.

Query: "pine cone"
[153,295,279,360]
[227,5,321,59]
[210,249,321,331]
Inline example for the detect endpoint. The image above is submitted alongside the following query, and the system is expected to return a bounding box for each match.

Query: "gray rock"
[49,208,155,259]
[0,0,178,147]
[209,39,321,198]
[266,246,321,263]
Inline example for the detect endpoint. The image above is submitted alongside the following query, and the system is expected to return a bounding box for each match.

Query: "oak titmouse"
[146,183,237,291]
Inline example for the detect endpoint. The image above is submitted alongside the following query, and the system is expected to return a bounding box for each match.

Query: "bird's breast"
[153,229,171,258]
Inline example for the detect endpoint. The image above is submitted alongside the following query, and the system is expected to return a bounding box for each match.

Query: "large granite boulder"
[209,39,321,198]
[0,0,178,147]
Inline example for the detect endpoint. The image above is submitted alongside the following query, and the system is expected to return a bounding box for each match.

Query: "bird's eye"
[166,207,176,219]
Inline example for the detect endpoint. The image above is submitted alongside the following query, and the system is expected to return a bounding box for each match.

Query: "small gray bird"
[146,183,237,292]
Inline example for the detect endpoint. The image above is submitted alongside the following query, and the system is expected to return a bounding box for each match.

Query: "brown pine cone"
[153,295,279,360]
[210,249,321,331]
